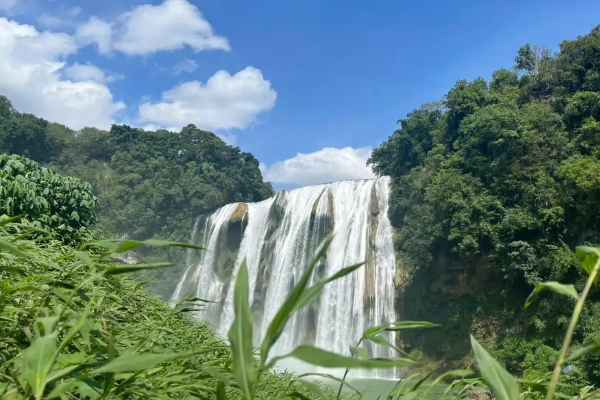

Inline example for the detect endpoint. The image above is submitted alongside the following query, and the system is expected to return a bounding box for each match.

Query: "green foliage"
[0,97,274,262]
[0,154,97,242]
[369,25,600,386]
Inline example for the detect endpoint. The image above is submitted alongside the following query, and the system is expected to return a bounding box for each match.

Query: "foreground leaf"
[103,262,175,275]
[576,246,600,280]
[227,261,255,400]
[525,282,579,308]
[282,345,417,369]
[566,342,600,362]
[94,347,221,373]
[260,235,333,365]
[363,320,439,338]
[21,332,58,400]
[470,335,519,400]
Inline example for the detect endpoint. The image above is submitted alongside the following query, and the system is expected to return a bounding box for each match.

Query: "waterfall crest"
[171,177,398,378]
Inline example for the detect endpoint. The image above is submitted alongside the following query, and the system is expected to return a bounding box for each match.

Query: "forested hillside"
[369,26,600,384]
[0,98,274,257]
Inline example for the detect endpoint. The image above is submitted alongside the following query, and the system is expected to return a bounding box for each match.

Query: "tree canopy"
[369,26,600,384]
[0,102,274,254]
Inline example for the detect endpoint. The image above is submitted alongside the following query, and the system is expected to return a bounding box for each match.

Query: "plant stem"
[336,338,362,400]
[546,255,600,400]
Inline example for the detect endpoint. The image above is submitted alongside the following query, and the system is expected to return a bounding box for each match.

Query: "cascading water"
[170,177,398,379]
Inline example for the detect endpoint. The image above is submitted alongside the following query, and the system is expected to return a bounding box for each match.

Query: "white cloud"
[173,58,197,75]
[138,66,276,131]
[63,62,122,84]
[0,18,125,129]
[76,0,230,56]
[76,17,113,54]
[262,147,376,186]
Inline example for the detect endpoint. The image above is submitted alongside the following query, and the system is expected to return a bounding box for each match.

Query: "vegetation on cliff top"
[0,99,274,258]
[369,26,600,386]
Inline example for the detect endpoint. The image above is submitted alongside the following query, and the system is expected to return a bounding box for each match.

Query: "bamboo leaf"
[21,332,58,400]
[94,347,220,373]
[470,335,520,400]
[576,246,600,280]
[281,345,417,369]
[216,380,227,400]
[566,342,600,362]
[363,321,439,338]
[525,282,579,308]
[260,235,333,366]
[227,261,255,400]
[103,262,175,275]
[0,237,29,258]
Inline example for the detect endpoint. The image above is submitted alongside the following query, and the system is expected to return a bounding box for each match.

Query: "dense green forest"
[0,98,274,257]
[369,26,600,386]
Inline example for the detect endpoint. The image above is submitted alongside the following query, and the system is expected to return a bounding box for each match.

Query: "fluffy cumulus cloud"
[0,18,124,129]
[76,0,230,56]
[138,66,277,131]
[262,147,376,186]
[63,62,122,84]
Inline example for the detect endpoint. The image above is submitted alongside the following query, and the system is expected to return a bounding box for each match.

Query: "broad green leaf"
[74,251,94,267]
[85,238,203,253]
[566,342,600,362]
[282,345,417,369]
[576,246,600,279]
[227,261,255,400]
[0,237,29,258]
[470,335,519,400]
[46,378,79,399]
[103,262,174,275]
[0,215,21,225]
[363,320,439,338]
[260,235,333,365]
[525,282,579,308]
[21,332,58,400]
[94,347,220,373]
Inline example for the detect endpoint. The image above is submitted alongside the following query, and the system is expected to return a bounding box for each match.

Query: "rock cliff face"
[394,249,502,367]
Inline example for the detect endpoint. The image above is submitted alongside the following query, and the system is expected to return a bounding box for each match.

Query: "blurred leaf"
[227,261,255,400]
[260,235,333,365]
[576,246,600,280]
[104,263,174,275]
[0,237,29,258]
[470,335,520,400]
[216,380,227,400]
[363,321,439,338]
[94,347,218,373]
[21,332,58,400]
[281,345,417,369]
[525,281,579,308]
[566,342,600,362]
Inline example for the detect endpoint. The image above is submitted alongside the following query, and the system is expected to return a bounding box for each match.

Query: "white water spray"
[171,177,398,378]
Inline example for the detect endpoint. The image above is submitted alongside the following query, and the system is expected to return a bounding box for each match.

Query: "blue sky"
[1,0,599,190]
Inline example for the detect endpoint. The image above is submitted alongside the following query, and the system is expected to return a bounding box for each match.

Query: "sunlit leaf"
[103,262,175,275]
[470,335,519,400]
[281,344,417,369]
[566,342,600,362]
[21,332,58,400]
[260,235,333,366]
[525,281,579,308]
[227,261,255,400]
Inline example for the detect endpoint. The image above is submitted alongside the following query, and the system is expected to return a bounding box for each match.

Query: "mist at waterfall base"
[170,177,399,379]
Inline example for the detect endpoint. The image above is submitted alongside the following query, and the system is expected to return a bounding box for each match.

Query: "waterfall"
[171,177,398,379]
